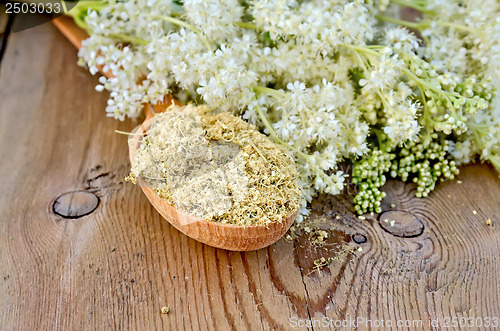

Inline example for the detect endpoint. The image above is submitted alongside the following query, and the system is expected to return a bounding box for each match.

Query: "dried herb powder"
[126,104,301,226]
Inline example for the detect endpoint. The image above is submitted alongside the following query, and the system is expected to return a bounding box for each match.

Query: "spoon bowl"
[129,103,298,251]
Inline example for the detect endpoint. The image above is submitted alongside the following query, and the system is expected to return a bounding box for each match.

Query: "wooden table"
[1,17,500,331]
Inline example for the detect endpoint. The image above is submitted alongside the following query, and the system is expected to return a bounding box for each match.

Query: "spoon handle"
[52,16,89,50]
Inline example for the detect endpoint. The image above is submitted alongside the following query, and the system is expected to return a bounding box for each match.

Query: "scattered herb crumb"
[308,244,359,276]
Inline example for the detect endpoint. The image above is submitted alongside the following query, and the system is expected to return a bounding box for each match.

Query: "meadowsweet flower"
[74,0,500,220]
[384,27,419,54]
[183,0,243,42]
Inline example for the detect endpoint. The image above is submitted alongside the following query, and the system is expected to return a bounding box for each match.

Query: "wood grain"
[0,18,499,331]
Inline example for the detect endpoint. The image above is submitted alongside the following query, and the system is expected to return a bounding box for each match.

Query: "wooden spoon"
[54,17,298,251]
[129,103,298,251]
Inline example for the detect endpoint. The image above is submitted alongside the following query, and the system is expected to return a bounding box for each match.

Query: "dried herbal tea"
[126,104,301,226]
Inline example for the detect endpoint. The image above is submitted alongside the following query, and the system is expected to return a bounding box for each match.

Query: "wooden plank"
[0,22,309,331]
[0,22,499,331]
[298,169,500,329]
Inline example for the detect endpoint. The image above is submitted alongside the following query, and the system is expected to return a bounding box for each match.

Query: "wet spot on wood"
[378,211,424,238]
[53,191,99,219]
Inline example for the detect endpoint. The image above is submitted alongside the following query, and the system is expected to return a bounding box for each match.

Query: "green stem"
[399,67,479,104]
[253,85,315,126]
[417,82,432,133]
[155,15,198,32]
[236,22,258,30]
[467,122,491,130]
[252,85,287,99]
[376,15,478,33]
[343,43,483,107]
[65,0,108,17]
[353,51,391,112]
[489,155,500,173]
[155,15,214,50]
[371,128,389,151]
[65,0,108,32]
[353,51,369,73]
[341,43,382,58]
[110,33,148,46]
[390,0,435,15]
[375,15,421,30]
[437,21,478,33]
[254,103,310,161]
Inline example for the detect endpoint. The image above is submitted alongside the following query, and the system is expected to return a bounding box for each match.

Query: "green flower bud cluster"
[352,149,395,214]
[391,135,459,198]
[452,74,493,109]
[402,54,490,135]
[352,133,459,214]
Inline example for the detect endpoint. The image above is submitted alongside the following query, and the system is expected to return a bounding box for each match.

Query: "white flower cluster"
[392,0,500,169]
[251,0,374,50]
[183,0,242,43]
[74,0,500,218]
